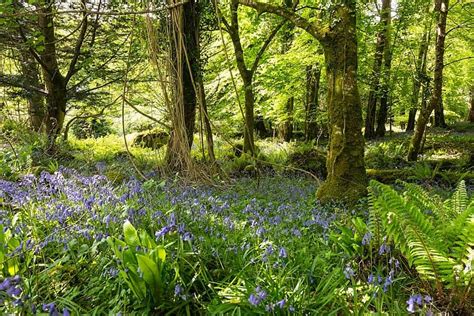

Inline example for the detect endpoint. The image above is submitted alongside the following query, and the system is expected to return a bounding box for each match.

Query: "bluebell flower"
[344,266,355,279]
[276,299,285,309]
[279,247,288,258]
[248,293,259,306]
[362,232,372,245]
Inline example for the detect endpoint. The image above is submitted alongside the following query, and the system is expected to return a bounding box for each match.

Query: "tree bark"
[408,0,449,161]
[305,64,321,141]
[166,0,199,170]
[18,51,45,132]
[38,1,67,147]
[279,96,294,141]
[375,0,392,138]
[365,0,391,139]
[316,8,367,203]
[468,85,474,123]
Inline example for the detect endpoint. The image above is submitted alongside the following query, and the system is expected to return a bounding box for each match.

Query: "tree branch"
[250,21,285,75]
[65,0,89,83]
[0,73,48,96]
[237,0,323,40]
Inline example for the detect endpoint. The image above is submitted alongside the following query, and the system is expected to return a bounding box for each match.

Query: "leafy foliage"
[368,180,473,310]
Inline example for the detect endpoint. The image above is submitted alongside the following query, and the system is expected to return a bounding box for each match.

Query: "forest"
[0,0,473,314]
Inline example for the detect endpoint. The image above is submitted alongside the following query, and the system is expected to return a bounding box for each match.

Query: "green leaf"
[123,220,140,247]
[137,254,161,302]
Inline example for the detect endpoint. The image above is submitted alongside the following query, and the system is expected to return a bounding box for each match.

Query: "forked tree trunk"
[408,0,449,161]
[316,3,367,203]
[305,64,321,141]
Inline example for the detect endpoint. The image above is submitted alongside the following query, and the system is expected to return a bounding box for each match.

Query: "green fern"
[368,180,473,306]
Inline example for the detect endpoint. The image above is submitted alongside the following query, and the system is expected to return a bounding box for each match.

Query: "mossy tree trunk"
[408,0,449,161]
[239,0,367,203]
[305,64,321,141]
[316,10,367,203]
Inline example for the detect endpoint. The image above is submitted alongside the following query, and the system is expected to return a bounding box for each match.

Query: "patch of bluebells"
[0,275,22,306]
[406,294,433,314]
[0,169,339,312]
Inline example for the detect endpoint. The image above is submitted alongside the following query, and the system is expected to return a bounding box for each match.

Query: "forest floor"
[0,124,473,314]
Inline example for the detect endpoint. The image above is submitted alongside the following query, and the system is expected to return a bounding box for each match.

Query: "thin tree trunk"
[408,0,449,161]
[305,64,320,141]
[407,10,431,132]
[365,0,390,139]
[468,85,474,123]
[375,0,392,138]
[243,78,255,153]
[434,99,447,127]
[279,96,294,141]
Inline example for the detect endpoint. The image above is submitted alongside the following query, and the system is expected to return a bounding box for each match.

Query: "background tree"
[408,0,449,161]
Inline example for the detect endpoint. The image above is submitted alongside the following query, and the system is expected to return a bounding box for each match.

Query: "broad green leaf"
[123,220,140,247]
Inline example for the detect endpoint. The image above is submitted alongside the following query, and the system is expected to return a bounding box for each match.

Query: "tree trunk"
[279,96,294,141]
[182,0,198,147]
[408,0,449,161]
[166,0,198,171]
[316,2,367,203]
[238,0,367,203]
[243,78,255,154]
[407,10,431,132]
[434,99,447,127]
[18,51,45,132]
[305,64,320,141]
[365,0,390,139]
[468,85,474,123]
[38,1,67,147]
[375,0,392,138]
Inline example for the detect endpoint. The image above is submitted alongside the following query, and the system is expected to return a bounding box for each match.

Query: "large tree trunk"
[182,0,198,147]
[166,0,199,170]
[305,64,321,141]
[316,3,367,203]
[18,51,45,132]
[408,0,449,161]
[365,0,391,139]
[38,1,67,147]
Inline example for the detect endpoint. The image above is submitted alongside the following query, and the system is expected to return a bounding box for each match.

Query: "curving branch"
[237,0,323,40]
